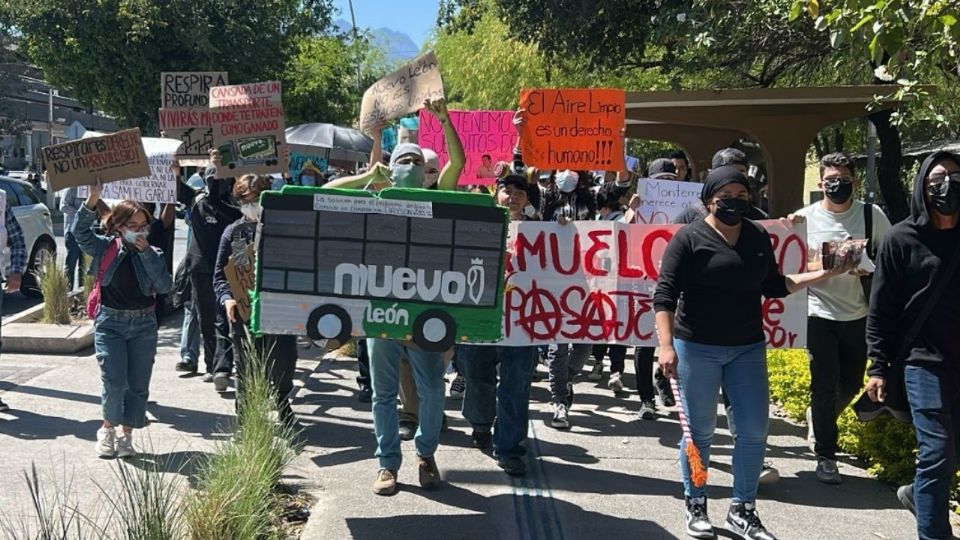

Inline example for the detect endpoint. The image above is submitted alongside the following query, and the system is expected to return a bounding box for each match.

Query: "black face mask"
[824,181,853,204]
[929,179,960,215]
[714,198,749,226]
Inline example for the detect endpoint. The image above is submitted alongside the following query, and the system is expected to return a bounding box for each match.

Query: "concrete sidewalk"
[0,311,920,539]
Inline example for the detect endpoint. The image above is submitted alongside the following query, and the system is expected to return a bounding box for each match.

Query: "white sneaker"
[608,372,624,392]
[588,361,603,381]
[550,403,570,429]
[806,407,816,449]
[116,431,136,458]
[758,462,780,485]
[96,427,116,458]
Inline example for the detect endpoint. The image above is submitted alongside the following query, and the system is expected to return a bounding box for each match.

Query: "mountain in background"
[334,18,420,65]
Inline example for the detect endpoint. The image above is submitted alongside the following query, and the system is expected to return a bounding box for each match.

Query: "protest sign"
[42,129,150,191]
[252,187,508,351]
[499,220,808,348]
[209,81,287,176]
[288,144,328,180]
[519,88,625,171]
[631,178,702,224]
[78,138,182,204]
[359,51,444,133]
[419,109,516,186]
[159,72,228,162]
[225,242,256,322]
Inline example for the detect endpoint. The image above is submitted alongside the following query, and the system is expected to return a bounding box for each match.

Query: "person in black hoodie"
[864,151,960,540]
[175,152,242,382]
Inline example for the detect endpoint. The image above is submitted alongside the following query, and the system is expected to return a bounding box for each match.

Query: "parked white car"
[1,177,57,298]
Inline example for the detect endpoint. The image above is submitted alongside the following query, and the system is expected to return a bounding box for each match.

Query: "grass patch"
[38,257,71,324]
[185,336,299,540]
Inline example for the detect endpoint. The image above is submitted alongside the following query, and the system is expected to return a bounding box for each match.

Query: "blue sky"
[333,0,439,48]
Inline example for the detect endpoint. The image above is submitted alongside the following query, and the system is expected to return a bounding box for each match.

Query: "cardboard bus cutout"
[252,186,509,352]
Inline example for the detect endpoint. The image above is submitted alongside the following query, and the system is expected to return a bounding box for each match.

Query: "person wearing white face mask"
[75,182,174,458]
[212,174,300,423]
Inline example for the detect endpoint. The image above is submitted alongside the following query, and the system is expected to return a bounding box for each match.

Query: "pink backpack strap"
[87,238,122,319]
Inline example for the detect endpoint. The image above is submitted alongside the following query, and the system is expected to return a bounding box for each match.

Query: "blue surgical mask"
[301,175,316,187]
[392,163,425,188]
[122,230,148,244]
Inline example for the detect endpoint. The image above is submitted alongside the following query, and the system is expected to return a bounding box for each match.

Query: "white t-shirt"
[794,200,892,321]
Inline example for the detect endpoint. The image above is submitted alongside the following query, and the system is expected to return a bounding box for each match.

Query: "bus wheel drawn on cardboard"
[252,186,509,352]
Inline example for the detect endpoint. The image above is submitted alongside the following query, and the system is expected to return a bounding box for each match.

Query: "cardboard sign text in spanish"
[519,88,625,171]
[500,220,808,348]
[159,72,228,162]
[225,242,256,322]
[359,52,444,133]
[42,129,150,191]
[78,138,183,204]
[419,109,516,186]
[209,81,287,177]
[631,178,702,224]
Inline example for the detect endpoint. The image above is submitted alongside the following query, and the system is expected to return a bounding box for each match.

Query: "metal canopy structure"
[623,86,898,216]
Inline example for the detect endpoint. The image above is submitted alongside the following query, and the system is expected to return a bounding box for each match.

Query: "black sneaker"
[684,496,713,539]
[175,361,197,373]
[497,456,527,476]
[357,384,372,403]
[0,397,8,412]
[472,430,492,449]
[655,369,675,407]
[726,502,778,540]
[449,374,465,399]
[897,484,916,516]
[399,420,417,441]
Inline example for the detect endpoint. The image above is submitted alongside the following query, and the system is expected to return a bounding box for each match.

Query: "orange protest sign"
[519,88,625,171]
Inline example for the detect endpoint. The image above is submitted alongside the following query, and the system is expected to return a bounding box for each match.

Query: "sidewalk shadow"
[124,449,211,488]
[345,491,678,540]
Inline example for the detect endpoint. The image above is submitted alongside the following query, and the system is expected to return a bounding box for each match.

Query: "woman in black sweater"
[653,166,851,540]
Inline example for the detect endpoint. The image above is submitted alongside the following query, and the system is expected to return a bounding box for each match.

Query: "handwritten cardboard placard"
[159,72,228,162]
[161,71,228,108]
[499,220,807,348]
[631,178,702,224]
[419,109,516,186]
[78,137,183,204]
[359,51,444,133]
[210,81,287,177]
[288,144,328,180]
[519,88,625,171]
[42,128,150,191]
[225,242,256,322]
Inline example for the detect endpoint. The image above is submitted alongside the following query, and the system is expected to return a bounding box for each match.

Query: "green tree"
[3,0,337,132]
[283,33,388,126]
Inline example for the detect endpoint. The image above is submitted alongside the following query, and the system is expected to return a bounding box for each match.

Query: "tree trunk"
[869,109,909,223]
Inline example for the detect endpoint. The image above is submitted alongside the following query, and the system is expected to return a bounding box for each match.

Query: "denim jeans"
[904,362,960,540]
[94,306,158,428]
[368,339,446,471]
[547,343,592,405]
[457,345,536,459]
[64,231,83,290]
[675,338,768,502]
[807,316,867,460]
[179,299,201,366]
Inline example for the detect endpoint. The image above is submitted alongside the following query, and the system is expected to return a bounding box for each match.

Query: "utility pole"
[348,0,361,93]
[865,119,877,204]
[46,87,55,208]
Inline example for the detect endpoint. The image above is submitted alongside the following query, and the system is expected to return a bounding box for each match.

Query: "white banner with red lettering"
[499,220,807,348]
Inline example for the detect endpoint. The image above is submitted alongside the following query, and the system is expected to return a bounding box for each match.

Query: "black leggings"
[592,344,628,373]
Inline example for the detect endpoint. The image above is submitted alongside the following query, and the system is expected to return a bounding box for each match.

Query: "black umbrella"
[285,123,374,164]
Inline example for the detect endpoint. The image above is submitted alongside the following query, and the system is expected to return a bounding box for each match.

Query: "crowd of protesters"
[0,95,957,540]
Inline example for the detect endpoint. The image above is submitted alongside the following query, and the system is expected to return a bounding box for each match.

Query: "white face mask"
[556,170,579,193]
[523,204,536,218]
[241,202,261,221]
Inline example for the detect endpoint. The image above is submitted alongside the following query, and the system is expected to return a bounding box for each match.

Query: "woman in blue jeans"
[653,166,850,540]
[75,182,173,459]
[457,173,539,476]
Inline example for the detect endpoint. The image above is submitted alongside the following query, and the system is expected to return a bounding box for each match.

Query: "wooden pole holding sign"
[41,128,150,191]
[359,51,444,133]
[519,88,626,171]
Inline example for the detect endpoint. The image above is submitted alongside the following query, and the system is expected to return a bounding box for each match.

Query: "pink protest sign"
[419,109,517,186]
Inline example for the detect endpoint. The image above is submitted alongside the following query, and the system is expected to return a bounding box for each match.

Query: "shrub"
[767,349,960,504]
[38,257,71,325]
